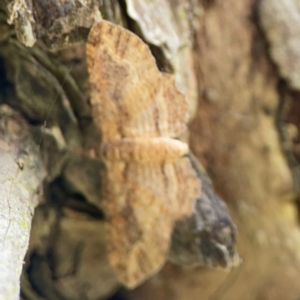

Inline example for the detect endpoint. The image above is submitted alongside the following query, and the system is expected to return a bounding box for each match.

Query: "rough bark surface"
[6,0,101,49]
[0,105,45,299]
[128,1,300,300]
[1,0,300,300]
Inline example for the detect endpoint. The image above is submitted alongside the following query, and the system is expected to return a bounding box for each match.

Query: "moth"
[86,20,201,288]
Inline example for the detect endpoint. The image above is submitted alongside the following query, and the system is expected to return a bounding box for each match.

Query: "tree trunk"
[1,0,300,300]
[0,106,45,299]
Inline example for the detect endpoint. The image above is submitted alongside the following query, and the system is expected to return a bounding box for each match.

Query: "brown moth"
[86,20,201,288]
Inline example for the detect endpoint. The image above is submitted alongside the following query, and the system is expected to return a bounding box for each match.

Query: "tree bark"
[0,105,45,299]
[1,0,300,300]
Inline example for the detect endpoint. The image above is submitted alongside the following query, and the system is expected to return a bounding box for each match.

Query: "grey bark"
[0,105,45,299]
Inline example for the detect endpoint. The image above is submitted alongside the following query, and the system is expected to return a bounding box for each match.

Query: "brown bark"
[1,0,300,300]
[129,1,300,300]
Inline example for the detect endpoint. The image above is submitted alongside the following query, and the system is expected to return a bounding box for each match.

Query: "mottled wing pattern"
[103,156,199,288]
[154,73,189,137]
[86,20,189,142]
[86,20,201,288]
[103,161,174,288]
[171,157,201,218]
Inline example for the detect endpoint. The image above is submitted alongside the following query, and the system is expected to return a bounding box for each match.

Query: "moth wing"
[87,21,189,141]
[103,158,200,288]
[87,20,161,141]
